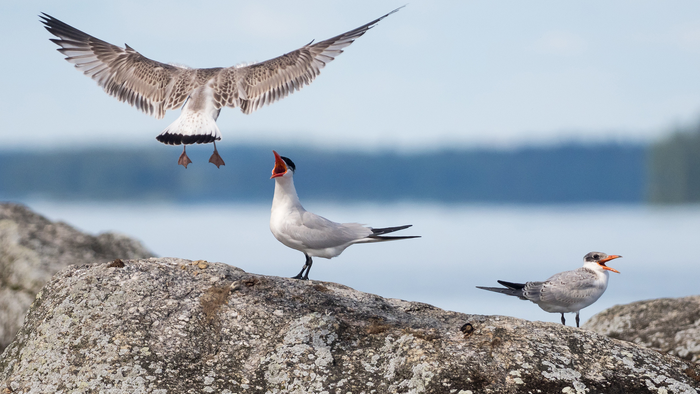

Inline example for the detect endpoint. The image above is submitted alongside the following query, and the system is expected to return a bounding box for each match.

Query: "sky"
[2,0,700,151]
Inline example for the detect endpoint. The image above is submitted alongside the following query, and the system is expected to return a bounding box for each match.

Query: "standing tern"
[40,8,401,168]
[477,252,621,327]
[269,151,419,280]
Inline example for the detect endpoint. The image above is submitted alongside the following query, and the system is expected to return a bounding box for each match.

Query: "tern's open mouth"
[598,255,621,273]
[271,150,288,179]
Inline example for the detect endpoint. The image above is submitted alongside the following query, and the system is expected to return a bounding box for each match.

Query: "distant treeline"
[648,121,700,203]
[0,142,651,203]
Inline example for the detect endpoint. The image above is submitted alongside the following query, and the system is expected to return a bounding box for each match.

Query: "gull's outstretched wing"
[41,13,196,119]
[221,7,402,114]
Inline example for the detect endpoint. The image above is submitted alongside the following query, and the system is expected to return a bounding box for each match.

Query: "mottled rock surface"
[584,296,700,363]
[2,258,699,393]
[0,202,154,352]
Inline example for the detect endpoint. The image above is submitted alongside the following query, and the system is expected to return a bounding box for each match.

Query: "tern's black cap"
[281,156,296,172]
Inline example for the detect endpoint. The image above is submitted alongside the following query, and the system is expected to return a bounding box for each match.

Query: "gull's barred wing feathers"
[230,7,402,114]
[41,7,402,120]
[40,13,194,119]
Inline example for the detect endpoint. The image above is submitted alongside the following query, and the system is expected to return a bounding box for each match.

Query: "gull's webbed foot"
[209,142,225,168]
[178,146,192,168]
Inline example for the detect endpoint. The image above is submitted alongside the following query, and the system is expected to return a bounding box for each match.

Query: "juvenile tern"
[477,252,621,327]
[40,8,401,168]
[269,151,419,280]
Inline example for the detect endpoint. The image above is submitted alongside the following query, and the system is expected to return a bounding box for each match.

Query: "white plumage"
[269,151,419,280]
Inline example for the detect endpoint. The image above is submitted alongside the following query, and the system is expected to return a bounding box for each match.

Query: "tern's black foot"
[575,313,580,328]
[291,254,313,280]
[209,143,225,168]
[560,313,566,326]
[178,147,192,168]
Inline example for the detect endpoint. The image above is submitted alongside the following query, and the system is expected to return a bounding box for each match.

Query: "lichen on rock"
[585,296,700,363]
[0,203,153,353]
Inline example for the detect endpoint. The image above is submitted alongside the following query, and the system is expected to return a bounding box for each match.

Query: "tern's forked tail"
[366,224,420,242]
[368,235,421,242]
[476,280,527,299]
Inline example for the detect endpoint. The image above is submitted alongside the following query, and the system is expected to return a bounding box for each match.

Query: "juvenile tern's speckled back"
[477,252,621,327]
[269,150,419,280]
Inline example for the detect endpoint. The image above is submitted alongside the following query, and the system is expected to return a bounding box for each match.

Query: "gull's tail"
[156,109,222,145]
[156,87,222,145]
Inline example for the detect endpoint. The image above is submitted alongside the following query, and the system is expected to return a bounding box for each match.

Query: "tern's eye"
[593,254,600,260]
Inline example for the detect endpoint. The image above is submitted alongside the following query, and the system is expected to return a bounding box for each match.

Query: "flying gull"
[40,8,401,167]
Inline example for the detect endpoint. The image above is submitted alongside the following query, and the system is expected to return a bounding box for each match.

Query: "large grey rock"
[584,296,700,363]
[0,203,154,353]
[2,258,699,393]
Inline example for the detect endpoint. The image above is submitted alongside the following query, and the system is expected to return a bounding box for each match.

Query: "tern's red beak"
[598,254,621,273]
[271,150,288,179]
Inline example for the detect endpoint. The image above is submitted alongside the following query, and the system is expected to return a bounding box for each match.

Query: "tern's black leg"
[301,254,313,280]
[575,312,580,328]
[560,313,566,325]
[292,254,313,280]
[292,264,306,280]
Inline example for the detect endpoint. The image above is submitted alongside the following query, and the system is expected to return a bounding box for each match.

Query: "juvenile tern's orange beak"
[598,254,621,273]
[271,150,288,179]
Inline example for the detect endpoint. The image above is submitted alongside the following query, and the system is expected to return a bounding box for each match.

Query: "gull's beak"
[598,254,621,273]
[271,150,288,179]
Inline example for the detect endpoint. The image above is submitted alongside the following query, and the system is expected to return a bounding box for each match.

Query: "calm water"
[25,201,700,326]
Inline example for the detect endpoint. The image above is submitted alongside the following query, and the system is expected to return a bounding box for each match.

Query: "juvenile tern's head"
[583,251,621,273]
[271,150,296,179]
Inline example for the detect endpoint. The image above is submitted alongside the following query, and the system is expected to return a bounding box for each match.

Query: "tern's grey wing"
[520,281,546,302]
[41,13,195,119]
[286,212,371,250]
[536,269,602,307]
[224,7,400,114]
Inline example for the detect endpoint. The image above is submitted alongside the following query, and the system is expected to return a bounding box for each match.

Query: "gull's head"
[271,150,296,179]
[583,251,621,274]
